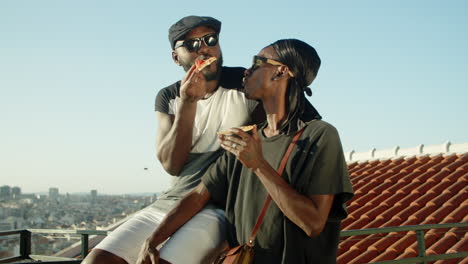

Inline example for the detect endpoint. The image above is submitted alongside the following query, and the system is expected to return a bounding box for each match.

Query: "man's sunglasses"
[174,33,219,52]
[250,56,294,77]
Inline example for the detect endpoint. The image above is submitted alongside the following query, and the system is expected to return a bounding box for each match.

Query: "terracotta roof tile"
[347,161,359,171]
[405,205,437,224]
[345,214,372,230]
[427,228,465,255]
[434,258,466,264]
[445,168,467,183]
[442,202,467,223]
[347,248,379,264]
[384,233,416,257]
[361,217,387,229]
[370,236,400,255]
[410,169,438,184]
[409,191,436,206]
[395,246,418,260]
[382,180,404,191]
[394,193,420,209]
[337,247,362,264]
[364,204,388,220]
[445,157,468,171]
[429,169,453,184]
[339,152,467,264]
[447,230,468,253]
[348,203,375,220]
[368,249,398,262]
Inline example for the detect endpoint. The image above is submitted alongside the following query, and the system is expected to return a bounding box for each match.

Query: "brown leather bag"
[212,244,254,264]
[212,129,304,264]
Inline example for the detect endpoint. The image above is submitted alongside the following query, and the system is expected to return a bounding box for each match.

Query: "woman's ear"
[274,65,290,80]
[272,71,281,81]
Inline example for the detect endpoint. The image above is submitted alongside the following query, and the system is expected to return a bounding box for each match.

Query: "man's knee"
[81,248,128,264]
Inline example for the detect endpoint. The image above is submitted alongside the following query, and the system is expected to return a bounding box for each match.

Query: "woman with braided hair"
[137,39,354,264]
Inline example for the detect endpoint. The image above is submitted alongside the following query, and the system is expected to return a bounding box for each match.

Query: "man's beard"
[181,55,223,81]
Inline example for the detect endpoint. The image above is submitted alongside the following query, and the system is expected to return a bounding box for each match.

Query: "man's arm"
[156,101,196,175]
[156,65,209,175]
[136,183,211,264]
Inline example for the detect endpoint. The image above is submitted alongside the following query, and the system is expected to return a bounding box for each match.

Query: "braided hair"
[270,39,321,134]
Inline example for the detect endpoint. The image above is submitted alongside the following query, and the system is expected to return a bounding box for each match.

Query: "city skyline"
[0,184,156,196]
[1,1,467,194]
[0,185,155,258]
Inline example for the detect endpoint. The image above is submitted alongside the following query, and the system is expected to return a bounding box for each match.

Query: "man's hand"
[136,239,161,264]
[218,125,266,170]
[180,65,207,102]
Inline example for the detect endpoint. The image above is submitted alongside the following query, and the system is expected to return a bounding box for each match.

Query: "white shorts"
[95,201,226,264]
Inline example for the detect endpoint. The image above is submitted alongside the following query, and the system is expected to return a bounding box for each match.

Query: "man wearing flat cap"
[83,15,262,264]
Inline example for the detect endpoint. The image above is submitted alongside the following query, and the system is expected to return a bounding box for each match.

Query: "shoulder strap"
[248,128,305,246]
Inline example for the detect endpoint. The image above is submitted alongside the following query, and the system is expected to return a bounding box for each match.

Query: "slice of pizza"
[217,125,255,135]
[195,57,217,71]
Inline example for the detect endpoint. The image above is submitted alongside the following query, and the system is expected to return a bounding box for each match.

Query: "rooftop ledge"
[345,141,468,162]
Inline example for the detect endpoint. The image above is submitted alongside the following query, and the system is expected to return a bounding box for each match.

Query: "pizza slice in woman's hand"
[217,125,255,135]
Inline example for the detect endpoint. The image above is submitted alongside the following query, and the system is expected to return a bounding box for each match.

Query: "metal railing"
[340,222,468,264]
[0,222,467,263]
[0,229,109,264]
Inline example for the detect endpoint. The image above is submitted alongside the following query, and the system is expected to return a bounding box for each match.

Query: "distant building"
[12,186,21,199]
[91,190,97,204]
[49,187,59,201]
[0,185,11,199]
[0,222,13,231]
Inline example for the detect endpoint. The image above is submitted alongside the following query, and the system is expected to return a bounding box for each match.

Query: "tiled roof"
[345,141,468,162]
[339,142,468,264]
[55,143,468,262]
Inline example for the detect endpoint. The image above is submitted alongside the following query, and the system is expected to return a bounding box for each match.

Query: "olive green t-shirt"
[202,114,354,264]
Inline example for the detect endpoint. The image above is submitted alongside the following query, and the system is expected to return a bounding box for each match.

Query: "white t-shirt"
[154,67,259,198]
[167,86,257,153]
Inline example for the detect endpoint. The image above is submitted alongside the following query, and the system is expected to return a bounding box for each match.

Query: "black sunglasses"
[174,33,219,52]
[250,56,294,77]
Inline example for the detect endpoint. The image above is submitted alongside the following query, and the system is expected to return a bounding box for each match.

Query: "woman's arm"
[218,127,334,237]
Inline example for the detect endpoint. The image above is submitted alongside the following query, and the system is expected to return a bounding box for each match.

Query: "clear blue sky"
[1,1,467,194]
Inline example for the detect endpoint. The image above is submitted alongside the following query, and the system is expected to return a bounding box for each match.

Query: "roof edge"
[53,214,132,258]
[345,141,468,163]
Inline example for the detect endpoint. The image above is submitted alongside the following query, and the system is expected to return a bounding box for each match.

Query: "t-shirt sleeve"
[247,99,259,114]
[296,124,354,220]
[201,151,230,208]
[155,82,179,114]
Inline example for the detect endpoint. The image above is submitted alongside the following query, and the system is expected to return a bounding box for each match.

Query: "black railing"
[1,222,467,263]
[0,229,108,263]
[340,222,468,264]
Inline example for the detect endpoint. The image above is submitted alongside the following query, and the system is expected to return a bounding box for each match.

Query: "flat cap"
[168,16,221,49]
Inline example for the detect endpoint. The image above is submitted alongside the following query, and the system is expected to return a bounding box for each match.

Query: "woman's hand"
[136,239,160,264]
[218,125,266,170]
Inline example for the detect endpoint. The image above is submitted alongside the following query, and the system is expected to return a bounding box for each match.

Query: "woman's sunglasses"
[174,33,219,52]
[250,56,295,77]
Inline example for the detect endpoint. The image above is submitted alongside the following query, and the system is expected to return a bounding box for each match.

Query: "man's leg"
[159,205,226,264]
[82,248,128,264]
